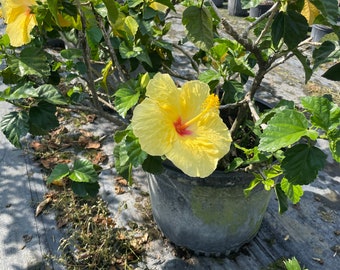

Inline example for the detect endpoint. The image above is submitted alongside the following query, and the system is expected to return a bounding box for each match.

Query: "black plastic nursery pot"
[147,162,273,256]
[249,4,273,17]
[311,24,334,42]
[228,0,248,17]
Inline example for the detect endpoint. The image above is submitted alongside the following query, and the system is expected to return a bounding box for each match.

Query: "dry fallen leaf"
[78,135,91,146]
[50,178,66,187]
[35,197,52,216]
[40,157,70,169]
[93,215,116,227]
[115,185,125,195]
[312,257,324,265]
[57,217,69,228]
[30,141,47,152]
[115,176,128,186]
[85,141,101,149]
[51,126,68,137]
[91,151,107,164]
[79,129,93,137]
[86,114,96,123]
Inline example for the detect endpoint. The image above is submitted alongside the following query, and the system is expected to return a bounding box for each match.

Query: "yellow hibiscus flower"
[132,73,232,178]
[1,0,38,47]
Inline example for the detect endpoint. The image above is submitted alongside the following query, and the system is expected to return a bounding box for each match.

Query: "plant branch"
[242,2,280,41]
[229,102,248,138]
[161,63,196,80]
[221,18,267,69]
[254,3,280,46]
[76,0,101,110]
[172,43,200,74]
[62,104,128,129]
[96,14,126,82]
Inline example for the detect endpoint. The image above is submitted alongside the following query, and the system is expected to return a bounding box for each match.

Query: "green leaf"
[127,0,143,8]
[293,49,312,83]
[241,0,263,9]
[280,178,304,204]
[244,176,261,197]
[114,87,140,117]
[283,10,309,50]
[124,134,148,167]
[136,50,153,67]
[182,6,213,51]
[114,131,147,181]
[271,12,284,49]
[0,33,10,46]
[124,16,139,38]
[29,101,59,135]
[113,144,132,181]
[322,62,340,81]
[101,60,113,92]
[8,47,50,77]
[60,48,83,59]
[36,84,67,105]
[103,0,119,25]
[328,128,340,162]
[301,96,339,131]
[312,41,336,70]
[282,144,327,185]
[47,164,70,184]
[222,80,245,103]
[86,26,103,56]
[7,84,38,100]
[47,0,59,26]
[0,67,21,85]
[69,159,98,183]
[198,70,220,84]
[142,155,164,174]
[0,111,29,148]
[284,257,302,270]
[119,42,142,59]
[272,11,309,50]
[225,157,244,172]
[310,0,339,24]
[153,0,175,11]
[274,183,288,214]
[114,129,131,143]
[259,110,317,152]
[71,182,100,197]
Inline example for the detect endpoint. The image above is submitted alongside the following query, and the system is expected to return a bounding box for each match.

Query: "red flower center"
[174,117,192,136]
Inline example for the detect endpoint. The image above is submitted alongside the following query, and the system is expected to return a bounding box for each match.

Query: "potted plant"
[299,0,338,42]
[0,0,339,257]
[228,0,248,16]
[311,24,334,42]
[247,0,274,17]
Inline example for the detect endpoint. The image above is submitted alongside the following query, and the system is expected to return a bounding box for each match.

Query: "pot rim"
[160,160,262,190]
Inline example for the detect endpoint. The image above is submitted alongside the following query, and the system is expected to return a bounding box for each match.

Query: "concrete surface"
[0,97,63,269]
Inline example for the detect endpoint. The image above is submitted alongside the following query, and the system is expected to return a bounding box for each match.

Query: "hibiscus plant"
[0,0,339,212]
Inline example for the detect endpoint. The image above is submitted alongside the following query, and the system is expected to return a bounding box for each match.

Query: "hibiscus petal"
[133,73,232,178]
[180,81,211,119]
[3,0,37,47]
[166,113,232,178]
[132,99,176,156]
[146,73,179,105]
[6,12,36,46]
